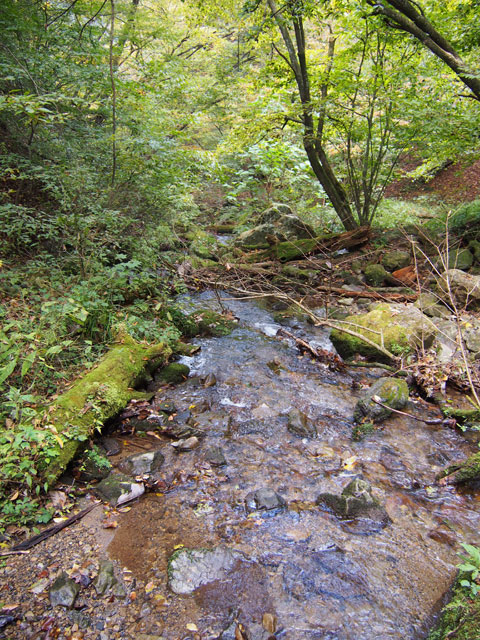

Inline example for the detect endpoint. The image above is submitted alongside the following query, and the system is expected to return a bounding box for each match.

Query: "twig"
[371,397,444,424]
[11,503,98,552]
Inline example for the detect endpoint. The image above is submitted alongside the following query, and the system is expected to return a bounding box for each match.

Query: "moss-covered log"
[41,333,173,485]
[245,226,371,263]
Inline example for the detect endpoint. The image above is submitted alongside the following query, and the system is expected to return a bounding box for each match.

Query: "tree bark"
[367,0,480,101]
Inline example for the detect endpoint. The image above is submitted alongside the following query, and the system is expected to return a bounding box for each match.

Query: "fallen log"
[39,332,173,486]
[305,287,417,302]
[245,226,372,263]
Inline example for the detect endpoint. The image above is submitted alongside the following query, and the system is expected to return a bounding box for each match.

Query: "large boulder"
[330,303,437,360]
[435,269,480,311]
[235,206,315,249]
[353,377,409,423]
[382,251,410,272]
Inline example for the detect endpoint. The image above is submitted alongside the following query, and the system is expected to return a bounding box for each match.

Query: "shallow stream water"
[107,292,480,640]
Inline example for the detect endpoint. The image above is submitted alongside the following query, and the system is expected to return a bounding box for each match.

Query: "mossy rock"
[164,306,236,339]
[330,303,437,361]
[364,264,388,286]
[439,452,480,485]
[194,309,237,337]
[381,251,410,272]
[280,265,314,282]
[446,248,474,271]
[158,362,190,384]
[353,376,409,423]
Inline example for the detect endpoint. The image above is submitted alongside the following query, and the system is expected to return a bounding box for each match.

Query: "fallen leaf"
[30,578,50,594]
[145,581,155,594]
[1,604,20,612]
[129,591,137,601]
[102,519,118,529]
[186,623,198,631]
[48,490,67,509]
[342,455,358,470]
[262,613,276,633]
[9,491,19,501]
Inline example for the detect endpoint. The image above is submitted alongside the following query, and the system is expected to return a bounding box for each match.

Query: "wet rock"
[220,620,240,640]
[287,408,317,438]
[364,264,388,286]
[382,251,410,272]
[93,560,117,596]
[330,303,437,360]
[168,546,243,595]
[0,615,16,630]
[49,572,80,608]
[205,446,227,467]
[245,488,286,513]
[436,269,480,310]
[203,372,217,387]
[158,363,190,384]
[157,400,176,414]
[235,206,315,249]
[317,477,390,532]
[283,546,369,601]
[94,472,145,506]
[118,450,165,476]
[100,437,122,456]
[126,417,166,432]
[171,435,199,451]
[353,376,409,423]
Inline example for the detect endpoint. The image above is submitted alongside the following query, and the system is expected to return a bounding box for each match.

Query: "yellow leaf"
[145,581,155,594]
[342,455,358,470]
[173,544,184,550]
[186,623,198,631]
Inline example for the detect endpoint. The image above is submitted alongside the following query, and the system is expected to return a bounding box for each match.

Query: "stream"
[107,291,480,640]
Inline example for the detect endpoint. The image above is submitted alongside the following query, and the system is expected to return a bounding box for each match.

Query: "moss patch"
[427,576,480,640]
[330,303,436,361]
[158,362,190,384]
[40,332,172,485]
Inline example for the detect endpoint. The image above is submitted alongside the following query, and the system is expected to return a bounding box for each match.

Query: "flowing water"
[107,292,480,640]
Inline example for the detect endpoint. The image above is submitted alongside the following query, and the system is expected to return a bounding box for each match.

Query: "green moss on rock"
[158,362,190,384]
[364,264,388,286]
[428,576,480,640]
[330,303,437,361]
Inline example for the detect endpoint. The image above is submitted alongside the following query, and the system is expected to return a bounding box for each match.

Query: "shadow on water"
[107,291,480,640]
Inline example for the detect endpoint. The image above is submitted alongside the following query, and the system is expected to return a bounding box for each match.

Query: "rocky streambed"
[2,291,480,640]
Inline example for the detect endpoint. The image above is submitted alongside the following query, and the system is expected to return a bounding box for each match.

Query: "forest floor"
[385,156,480,204]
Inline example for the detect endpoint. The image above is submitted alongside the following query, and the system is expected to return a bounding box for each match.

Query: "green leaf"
[0,358,17,386]
[21,351,36,378]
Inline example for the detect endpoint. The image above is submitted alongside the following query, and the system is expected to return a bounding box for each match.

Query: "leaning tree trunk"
[40,332,174,485]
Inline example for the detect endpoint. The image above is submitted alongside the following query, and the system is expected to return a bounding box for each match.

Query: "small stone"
[287,408,317,438]
[205,446,227,467]
[93,560,117,596]
[100,437,122,456]
[171,436,199,451]
[245,488,286,513]
[203,373,217,387]
[49,572,80,608]
[157,401,176,414]
[118,450,165,476]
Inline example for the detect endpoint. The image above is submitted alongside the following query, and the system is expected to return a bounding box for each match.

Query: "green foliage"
[458,543,480,597]
[450,200,480,232]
